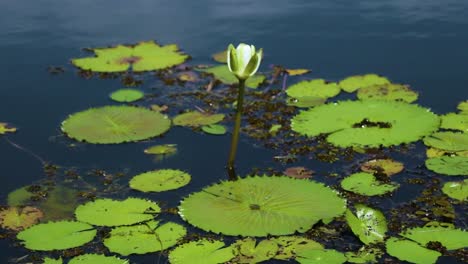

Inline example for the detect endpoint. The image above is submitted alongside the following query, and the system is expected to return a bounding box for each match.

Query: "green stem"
[227,79,246,180]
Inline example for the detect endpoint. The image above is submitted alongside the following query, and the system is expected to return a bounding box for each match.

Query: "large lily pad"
[442,179,468,201]
[0,122,16,134]
[0,206,43,231]
[401,225,468,250]
[339,74,390,93]
[109,89,144,103]
[425,156,468,176]
[169,239,237,264]
[345,204,387,245]
[72,41,188,72]
[341,172,399,196]
[104,220,186,255]
[179,176,346,236]
[129,169,191,192]
[385,237,441,264]
[198,65,265,88]
[423,132,468,151]
[286,79,340,99]
[357,84,418,103]
[291,100,440,147]
[75,198,160,226]
[69,254,128,264]
[61,105,171,144]
[440,113,468,132]
[17,221,96,250]
[173,111,224,127]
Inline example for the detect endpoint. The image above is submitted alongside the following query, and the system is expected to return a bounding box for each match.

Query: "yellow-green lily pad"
[169,239,237,264]
[457,100,468,114]
[401,225,468,250]
[198,65,265,88]
[442,179,468,201]
[0,206,43,231]
[129,169,191,192]
[423,132,468,152]
[345,204,387,245]
[232,238,279,263]
[109,89,144,103]
[286,79,340,99]
[212,50,227,63]
[201,124,227,135]
[385,237,441,264]
[425,156,468,176]
[440,113,468,133]
[339,74,390,93]
[341,172,399,196]
[173,111,224,127]
[360,159,404,176]
[0,122,16,135]
[144,144,177,155]
[357,83,418,103]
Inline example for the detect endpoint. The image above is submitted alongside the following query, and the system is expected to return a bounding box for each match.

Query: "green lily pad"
[17,221,96,250]
[286,96,326,108]
[179,176,346,236]
[75,197,160,226]
[0,206,43,231]
[385,237,441,264]
[426,147,468,158]
[72,41,188,72]
[345,204,387,245]
[341,172,399,196]
[0,122,16,134]
[291,100,440,147]
[423,132,468,152]
[212,50,227,63]
[286,79,340,99]
[233,238,279,263]
[129,169,191,192]
[173,111,224,127]
[198,65,265,88]
[339,74,390,93]
[345,247,382,263]
[457,100,468,114]
[296,249,347,264]
[440,113,468,133]
[61,105,171,144]
[104,220,186,256]
[401,225,468,250]
[442,179,468,201]
[271,236,323,260]
[357,83,418,103]
[168,239,237,264]
[201,124,227,135]
[69,254,128,264]
[144,144,177,155]
[286,68,310,76]
[425,156,468,176]
[43,257,62,264]
[360,159,404,176]
[109,89,144,103]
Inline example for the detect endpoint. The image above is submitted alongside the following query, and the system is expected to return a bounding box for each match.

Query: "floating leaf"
[43,257,62,264]
[68,254,128,264]
[401,225,468,250]
[425,156,468,176]
[271,236,323,260]
[129,169,191,192]
[286,96,326,108]
[442,179,468,201]
[179,176,346,236]
[212,50,227,63]
[173,111,224,127]
[357,84,418,103]
[177,71,199,82]
[75,198,160,226]
[233,238,278,263]
[269,124,282,134]
[291,100,440,147]
[424,132,468,152]
[296,249,347,264]
[198,65,265,88]
[285,68,310,76]
[457,100,468,114]
[286,79,340,99]
[17,221,96,250]
[345,204,387,245]
[109,89,144,103]
[339,74,390,93]
[201,124,227,135]
[0,206,43,231]
[385,237,441,264]
[345,247,382,263]
[360,159,404,176]
[72,41,188,72]
[341,173,399,196]
[283,166,314,179]
[0,122,16,135]
[440,113,468,133]
[61,105,171,144]
[144,144,177,155]
[104,220,186,255]
[426,147,468,158]
[169,239,237,264]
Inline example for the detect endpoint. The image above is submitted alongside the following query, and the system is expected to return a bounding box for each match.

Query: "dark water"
[0,0,467,263]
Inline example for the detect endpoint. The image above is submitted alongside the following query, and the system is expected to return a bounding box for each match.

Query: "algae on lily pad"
[385,237,441,264]
[104,220,186,256]
[198,65,265,88]
[173,111,224,127]
[296,249,347,264]
[201,124,227,135]
[345,204,387,245]
[75,197,160,226]
[61,105,171,144]
[0,122,16,134]
[339,74,390,93]
[401,225,468,250]
[72,41,188,72]
[17,221,96,250]
[425,156,468,176]
[286,79,340,99]
[341,172,399,196]
[440,113,468,133]
[0,206,43,231]
[68,254,128,264]
[129,169,191,192]
[360,159,404,176]
[291,100,440,147]
[110,89,144,103]
[168,239,237,264]
[40,186,80,221]
[232,238,279,263]
[271,236,323,260]
[357,83,418,103]
[423,132,468,152]
[179,176,346,236]
[442,179,468,201]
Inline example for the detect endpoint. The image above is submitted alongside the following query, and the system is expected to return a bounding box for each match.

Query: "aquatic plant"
[296,249,347,264]
[144,143,177,155]
[198,65,265,88]
[440,113,468,132]
[286,79,340,99]
[173,111,224,127]
[0,206,43,231]
[423,131,468,152]
[232,238,279,263]
[442,179,468,201]
[338,74,390,93]
[357,83,418,102]
[341,172,399,196]
[385,237,441,264]
[360,159,404,176]
[345,204,387,245]
[68,254,128,264]
[0,122,16,134]
[425,156,468,176]
[109,88,144,103]
[270,236,323,260]
[169,239,237,264]
[129,169,191,192]
[401,224,468,250]
[201,124,227,135]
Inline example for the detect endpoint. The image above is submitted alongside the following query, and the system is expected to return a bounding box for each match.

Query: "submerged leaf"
[0,206,43,231]
[341,172,399,196]
[169,239,237,264]
[345,204,387,245]
[442,179,468,201]
[173,111,224,127]
[129,169,191,192]
[345,247,382,263]
[339,74,390,93]
[401,225,468,250]
[385,237,441,264]
[425,156,468,176]
[109,89,144,103]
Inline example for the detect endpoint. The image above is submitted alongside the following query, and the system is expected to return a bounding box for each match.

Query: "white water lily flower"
[227,43,263,80]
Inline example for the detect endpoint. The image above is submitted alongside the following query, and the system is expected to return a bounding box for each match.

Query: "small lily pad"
[440,113,468,133]
[173,111,224,127]
[360,159,404,176]
[345,204,387,245]
[198,65,266,88]
[457,100,468,113]
[442,179,468,201]
[144,144,177,155]
[286,79,340,99]
[345,247,382,263]
[0,206,43,231]
[357,84,418,103]
[423,132,468,152]
[0,122,16,134]
[401,225,468,250]
[285,68,310,76]
[286,96,326,108]
[233,238,279,263]
[69,254,128,264]
[283,166,314,179]
[169,239,237,264]
[385,237,441,264]
[341,172,399,196]
[426,147,468,158]
[129,169,191,192]
[109,89,144,103]
[339,74,390,93]
[296,249,347,264]
[201,124,227,135]
[425,156,468,176]
[271,236,323,260]
[212,50,227,63]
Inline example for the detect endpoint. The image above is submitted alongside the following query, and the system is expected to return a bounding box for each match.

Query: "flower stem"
[227,79,246,180]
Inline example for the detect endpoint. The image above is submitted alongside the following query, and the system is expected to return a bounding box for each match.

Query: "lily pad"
[75,197,160,226]
[69,254,128,264]
[345,247,382,263]
[129,169,191,192]
[173,111,224,127]
[423,132,468,152]
[291,100,440,147]
[198,65,265,88]
[426,147,468,158]
[233,238,278,263]
[457,100,468,113]
[286,96,326,108]
[296,249,347,264]
[0,206,43,231]
[212,50,227,63]
[440,113,468,133]
[357,83,418,103]
[385,237,441,264]
[339,74,390,93]
[61,105,171,144]
[43,257,62,264]
[401,225,468,250]
[286,79,340,99]
[179,176,346,236]
[72,41,188,72]
[360,159,404,176]
[442,179,468,201]
[345,204,387,245]
[17,221,96,250]
[104,220,186,255]
[168,239,237,264]
[0,122,16,134]
[201,124,227,135]
[144,144,177,155]
[271,236,323,260]
[341,172,399,196]
[285,68,310,76]
[425,156,468,176]
[109,89,144,103]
